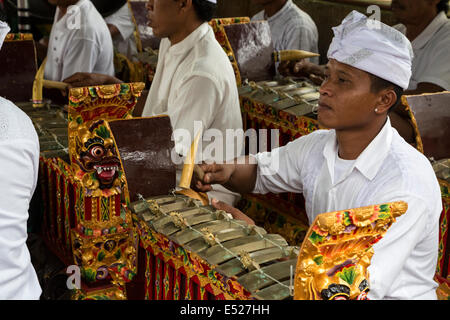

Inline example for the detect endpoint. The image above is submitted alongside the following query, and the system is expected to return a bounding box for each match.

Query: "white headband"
[205,0,217,3]
[327,11,413,90]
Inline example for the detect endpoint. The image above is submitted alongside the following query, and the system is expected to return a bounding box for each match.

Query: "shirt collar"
[412,11,448,50]
[264,0,293,22]
[167,22,210,56]
[323,118,393,183]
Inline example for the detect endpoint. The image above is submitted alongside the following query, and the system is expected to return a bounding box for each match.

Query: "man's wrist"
[225,163,237,189]
[309,64,325,77]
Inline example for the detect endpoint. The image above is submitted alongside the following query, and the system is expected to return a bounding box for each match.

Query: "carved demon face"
[75,121,122,190]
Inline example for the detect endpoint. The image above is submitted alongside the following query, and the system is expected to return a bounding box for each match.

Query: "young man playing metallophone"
[194,11,443,300]
[44,0,115,82]
[251,0,319,64]
[391,0,450,93]
[104,1,138,62]
[64,0,244,206]
[281,0,450,95]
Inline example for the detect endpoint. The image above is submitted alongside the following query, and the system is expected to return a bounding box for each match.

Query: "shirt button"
[53,47,57,51]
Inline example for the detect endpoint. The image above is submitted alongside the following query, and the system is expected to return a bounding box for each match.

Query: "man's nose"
[319,79,333,97]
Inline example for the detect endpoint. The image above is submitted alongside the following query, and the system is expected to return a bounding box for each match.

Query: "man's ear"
[179,0,193,10]
[375,89,397,114]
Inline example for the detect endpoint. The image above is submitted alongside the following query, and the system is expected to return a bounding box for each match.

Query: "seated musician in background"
[104,1,139,61]
[251,0,319,64]
[64,0,243,207]
[194,11,443,300]
[281,0,450,94]
[0,22,42,300]
[391,0,450,94]
[44,0,115,82]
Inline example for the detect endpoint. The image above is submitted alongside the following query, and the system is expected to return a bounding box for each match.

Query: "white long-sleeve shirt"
[0,97,42,300]
[142,23,243,205]
[253,118,442,300]
[44,0,114,81]
[394,11,450,91]
[252,0,319,64]
[104,2,138,61]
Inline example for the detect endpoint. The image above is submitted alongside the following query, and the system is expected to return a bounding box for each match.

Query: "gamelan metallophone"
[239,78,321,150]
[130,194,298,300]
[129,194,408,300]
[16,102,69,160]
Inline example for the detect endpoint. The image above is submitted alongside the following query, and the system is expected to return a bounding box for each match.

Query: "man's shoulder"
[74,2,110,39]
[304,129,331,139]
[362,130,441,219]
[286,129,332,152]
[188,31,236,83]
[420,17,450,50]
[297,129,333,143]
[389,131,433,173]
[0,97,30,122]
[383,131,440,196]
[434,18,450,41]
[284,2,317,27]
[0,98,37,143]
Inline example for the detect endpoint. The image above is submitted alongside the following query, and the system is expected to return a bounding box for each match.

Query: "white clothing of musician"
[252,118,442,299]
[0,97,42,300]
[44,0,115,82]
[141,22,243,206]
[394,11,450,91]
[251,0,319,64]
[104,2,138,61]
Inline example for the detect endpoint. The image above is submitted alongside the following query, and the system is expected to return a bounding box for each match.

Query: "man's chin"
[317,113,336,130]
[150,27,163,38]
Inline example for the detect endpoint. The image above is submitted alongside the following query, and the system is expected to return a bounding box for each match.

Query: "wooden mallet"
[179,130,206,190]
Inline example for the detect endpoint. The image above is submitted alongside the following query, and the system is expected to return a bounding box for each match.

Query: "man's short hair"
[369,74,404,112]
[437,0,449,13]
[192,0,217,22]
